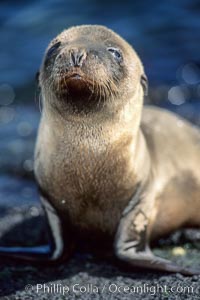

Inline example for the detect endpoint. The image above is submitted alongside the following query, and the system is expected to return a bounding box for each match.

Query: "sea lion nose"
[70,48,87,67]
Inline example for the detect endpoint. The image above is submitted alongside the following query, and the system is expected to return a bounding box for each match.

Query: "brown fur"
[35,25,200,251]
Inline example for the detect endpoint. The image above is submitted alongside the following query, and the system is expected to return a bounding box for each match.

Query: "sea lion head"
[39,25,148,115]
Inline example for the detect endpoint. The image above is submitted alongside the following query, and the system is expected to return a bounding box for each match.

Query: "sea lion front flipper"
[0,196,73,263]
[40,196,74,262]
[114,206,200,275]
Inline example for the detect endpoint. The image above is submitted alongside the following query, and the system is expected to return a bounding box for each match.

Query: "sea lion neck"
[42,92,142,138]
[39,99,151,187]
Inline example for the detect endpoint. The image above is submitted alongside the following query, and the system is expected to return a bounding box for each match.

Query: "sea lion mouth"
[50,68,118,112]
[67,73,82,80]
[54,71,94,102]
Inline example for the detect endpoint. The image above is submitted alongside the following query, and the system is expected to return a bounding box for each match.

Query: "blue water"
[1,0,200,88]
[0,0,200,208]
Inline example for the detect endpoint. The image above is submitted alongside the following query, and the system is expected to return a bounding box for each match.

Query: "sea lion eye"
[46,42,61,59]
[107,47,122,62]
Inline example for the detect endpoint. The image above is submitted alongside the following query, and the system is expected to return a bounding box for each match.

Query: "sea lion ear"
[140,73,148,96]
[35,71,40,87]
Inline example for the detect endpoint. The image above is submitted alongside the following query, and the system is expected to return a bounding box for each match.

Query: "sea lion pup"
[1,25,200,275]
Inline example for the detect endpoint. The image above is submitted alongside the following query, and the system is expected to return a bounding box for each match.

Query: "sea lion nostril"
[70,49,86,67]
[78,53,84,64]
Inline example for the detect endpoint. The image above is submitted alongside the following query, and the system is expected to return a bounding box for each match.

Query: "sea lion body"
[35,110,138,240]
[35,103,200,243]
[141,107,200,239]
[1,25,200,274]
[34,24,147,246]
